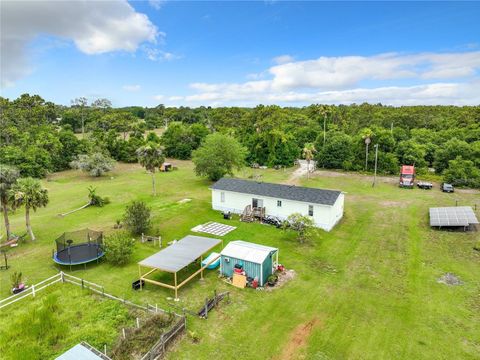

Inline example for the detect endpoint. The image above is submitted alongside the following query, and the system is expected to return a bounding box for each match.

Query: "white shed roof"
[221,240,278,264]
[56,343,106,360]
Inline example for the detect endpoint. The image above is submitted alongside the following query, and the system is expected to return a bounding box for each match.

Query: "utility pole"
[323,113,326,145]
[372,144,379,187]
[364,137,371,171]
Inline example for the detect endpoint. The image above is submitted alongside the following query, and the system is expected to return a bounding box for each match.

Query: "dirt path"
[278,318,321,360]
[286,166,308,185]
[314,169,398,184]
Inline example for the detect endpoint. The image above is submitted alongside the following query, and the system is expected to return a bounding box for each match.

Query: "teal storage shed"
[220,241,279,286]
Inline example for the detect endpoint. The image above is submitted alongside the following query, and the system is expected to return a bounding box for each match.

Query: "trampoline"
[53,229,104,267]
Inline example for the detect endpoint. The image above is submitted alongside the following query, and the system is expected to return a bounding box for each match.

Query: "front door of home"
[252,198,263,208]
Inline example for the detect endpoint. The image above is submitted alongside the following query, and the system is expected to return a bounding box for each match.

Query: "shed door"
[252,198,263,208]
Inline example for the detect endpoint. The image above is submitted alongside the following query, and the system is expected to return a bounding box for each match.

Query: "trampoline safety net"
[55,229,103,253]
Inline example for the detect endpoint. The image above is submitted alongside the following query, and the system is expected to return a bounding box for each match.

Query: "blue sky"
[1,1,480,107]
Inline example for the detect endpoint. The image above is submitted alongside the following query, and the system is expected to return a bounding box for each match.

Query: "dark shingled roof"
[211,178,341,206]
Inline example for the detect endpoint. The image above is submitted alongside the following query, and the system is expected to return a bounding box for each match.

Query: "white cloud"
[122,84,141,92]
[180,81,480,106]
[143,47,181,62]
[273,54,295,65]
[173,51,480,106]
[153,94,165,101]
[149,0,166,10]
[246,72,265,80]
[1,0,159,87]
[268,52,480,91]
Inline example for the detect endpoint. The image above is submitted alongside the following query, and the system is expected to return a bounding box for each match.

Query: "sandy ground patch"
[456,188,480,194]
[286,166,309,185]
[265,269,296,292]
[379,200,412,208]
[313,169,398,184]
[278,318,321,360]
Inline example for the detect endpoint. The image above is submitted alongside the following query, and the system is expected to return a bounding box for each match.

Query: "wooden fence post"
[32,284,36,298]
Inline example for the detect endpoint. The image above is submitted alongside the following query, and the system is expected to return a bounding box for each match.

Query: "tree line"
[1,94,479,187]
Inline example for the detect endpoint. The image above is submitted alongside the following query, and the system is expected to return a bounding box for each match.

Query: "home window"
[308,205,314,216]
[277,200,282,207]
[252,198,263,208]
[220,192,225,203]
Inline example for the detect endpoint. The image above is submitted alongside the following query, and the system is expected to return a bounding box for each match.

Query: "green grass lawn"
[0,284,135,359]
[0,161,479,359]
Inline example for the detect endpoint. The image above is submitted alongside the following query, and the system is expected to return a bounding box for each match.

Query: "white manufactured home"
[211,178,344,231]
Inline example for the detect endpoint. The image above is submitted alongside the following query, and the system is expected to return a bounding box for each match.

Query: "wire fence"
[140,315,187,360]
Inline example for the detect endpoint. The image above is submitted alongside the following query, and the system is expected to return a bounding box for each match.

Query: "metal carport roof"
[139,235,221,273]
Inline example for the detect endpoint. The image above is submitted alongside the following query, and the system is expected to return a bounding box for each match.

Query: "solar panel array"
[429,206,479,227]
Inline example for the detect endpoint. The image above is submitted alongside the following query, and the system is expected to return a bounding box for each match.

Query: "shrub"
[10,271,22,288]
[267,274,278,285]
[87,186,110,207]
[284,213,317,243]
[188,330,200,344]
[123,201,151,235]
[70,152,116,177]
[111,313,174,360]
[104,231,136,266]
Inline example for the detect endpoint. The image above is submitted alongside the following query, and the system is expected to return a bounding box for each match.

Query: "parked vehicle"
[399,165,415,188]
[262,215,283,228]
[417,181,433,190]
[441,183,454,193]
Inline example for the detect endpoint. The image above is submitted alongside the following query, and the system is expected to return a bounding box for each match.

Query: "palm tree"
[0,164,20,240]
[317,105,331,146]
[303,143,317,179]
[136,143,165,196]
[9,177,49,241]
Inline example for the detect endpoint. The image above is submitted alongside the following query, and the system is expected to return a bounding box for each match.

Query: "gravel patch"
[437,273,463,286]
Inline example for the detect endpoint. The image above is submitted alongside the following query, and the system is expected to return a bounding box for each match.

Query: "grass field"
[0,161,479,359]
[0,284,135,359]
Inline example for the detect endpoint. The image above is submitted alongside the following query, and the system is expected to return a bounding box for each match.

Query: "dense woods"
[1,94,479,187]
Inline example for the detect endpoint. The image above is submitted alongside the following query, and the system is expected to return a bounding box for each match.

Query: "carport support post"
[200,256,203,280]
[174,272,178,301]
[138,265,142,290]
